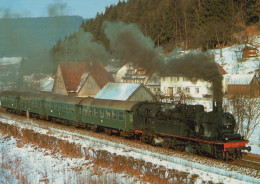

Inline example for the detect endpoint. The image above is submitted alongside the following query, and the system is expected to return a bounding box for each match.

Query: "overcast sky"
[0,0,123,19]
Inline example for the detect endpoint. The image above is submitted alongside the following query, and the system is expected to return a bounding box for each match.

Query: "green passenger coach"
[80,98,139,131]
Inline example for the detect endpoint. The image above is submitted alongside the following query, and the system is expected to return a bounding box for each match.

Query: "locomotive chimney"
[213,93,223,112]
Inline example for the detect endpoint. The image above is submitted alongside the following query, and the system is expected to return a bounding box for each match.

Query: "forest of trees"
[79,0,259,52]
[51,0,259,61]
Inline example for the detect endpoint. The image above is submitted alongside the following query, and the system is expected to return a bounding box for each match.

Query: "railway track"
[236,154,260,170]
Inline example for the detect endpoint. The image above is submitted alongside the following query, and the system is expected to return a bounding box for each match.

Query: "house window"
[118,112,124,121]
[88,83,92,89]
[196,88,200,94]
[157,87,160,92]
[168,87,173,96]
[137,70,144,75]
[177,87,181,93]
[177,77,180,81]
[186,87,190,93]
[192,78,197,82]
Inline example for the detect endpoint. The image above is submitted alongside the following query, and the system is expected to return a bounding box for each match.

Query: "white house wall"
[160,76,212,98]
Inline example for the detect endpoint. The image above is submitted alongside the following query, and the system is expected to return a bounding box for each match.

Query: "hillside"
[0,16,84,57]
[80,0,260,52]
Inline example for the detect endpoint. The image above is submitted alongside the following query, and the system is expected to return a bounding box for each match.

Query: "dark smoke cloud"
[165,52,223,102]
[48,3,68,17]
[55,28,111,63]
[104,21,163,72]
[104,21,223,102]
[0,8,21,18]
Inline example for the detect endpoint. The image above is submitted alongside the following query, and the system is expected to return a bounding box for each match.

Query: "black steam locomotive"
[0,91,251,161]
[133,101,251,160]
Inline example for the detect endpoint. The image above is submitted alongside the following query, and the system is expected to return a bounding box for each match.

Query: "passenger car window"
[89,108,93,116]
[94,108,98,117]
[119,112,124,121]
[100,109,104,118]
[71,106,75,112]
[112,111,117,120]
[83,107,88,115]
[106,110,111,119]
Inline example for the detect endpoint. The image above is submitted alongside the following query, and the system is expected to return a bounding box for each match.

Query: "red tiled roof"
[59,62,113,92]
[217,64,227,75]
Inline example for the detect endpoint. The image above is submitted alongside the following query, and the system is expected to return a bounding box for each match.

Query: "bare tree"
[156,90,193,104]
[228,94,260,140]
[243,97,260,139]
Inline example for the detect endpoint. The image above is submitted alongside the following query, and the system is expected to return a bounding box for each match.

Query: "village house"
[146,73,161,95]
[0,57,23,92]
[227,74,259,97]
[105,61,150,84]
[95,82,156,102]
[52,62,113,97]
[242,46,259,58]
[160,64,227,99]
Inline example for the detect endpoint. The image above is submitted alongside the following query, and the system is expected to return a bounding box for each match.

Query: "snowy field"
[0,114,259,184]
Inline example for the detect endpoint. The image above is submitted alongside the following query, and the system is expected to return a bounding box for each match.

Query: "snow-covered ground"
[0,114,259,184]
[212,36,260,75]
[205,37,260,154]
[0,135,145,184]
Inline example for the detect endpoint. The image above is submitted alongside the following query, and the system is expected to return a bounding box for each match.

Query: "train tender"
[0,91,251,161]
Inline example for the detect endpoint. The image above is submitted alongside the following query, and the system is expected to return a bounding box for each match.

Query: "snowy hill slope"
[212,36,260,75]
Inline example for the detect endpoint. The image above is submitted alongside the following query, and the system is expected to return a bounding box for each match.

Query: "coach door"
[76,105,82,122]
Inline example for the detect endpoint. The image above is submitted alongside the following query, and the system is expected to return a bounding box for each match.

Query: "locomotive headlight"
[227,126,229,128]
[225,137,228,141]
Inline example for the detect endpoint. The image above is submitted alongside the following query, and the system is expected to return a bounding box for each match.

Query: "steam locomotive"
[0,91,251,161]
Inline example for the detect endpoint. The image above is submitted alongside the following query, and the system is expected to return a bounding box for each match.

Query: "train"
[0,91,251,161]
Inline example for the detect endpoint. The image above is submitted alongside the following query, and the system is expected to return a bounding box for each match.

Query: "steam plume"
[104,21,223,102]
[165,53,223,102]
[104,21,163,72]
[54,28,111,63]
[0,8,21,18]
[48,3,68,17]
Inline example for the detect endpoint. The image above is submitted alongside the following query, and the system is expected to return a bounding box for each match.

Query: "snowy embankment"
[0,135,144,184]
[0,114,259,184]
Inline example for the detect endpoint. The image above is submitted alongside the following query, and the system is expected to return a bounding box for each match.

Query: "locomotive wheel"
[140,134,152,143]
[162,138,171,149]
[175,145,185,152]
[216,151,224,160]
[104,128,112,135]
